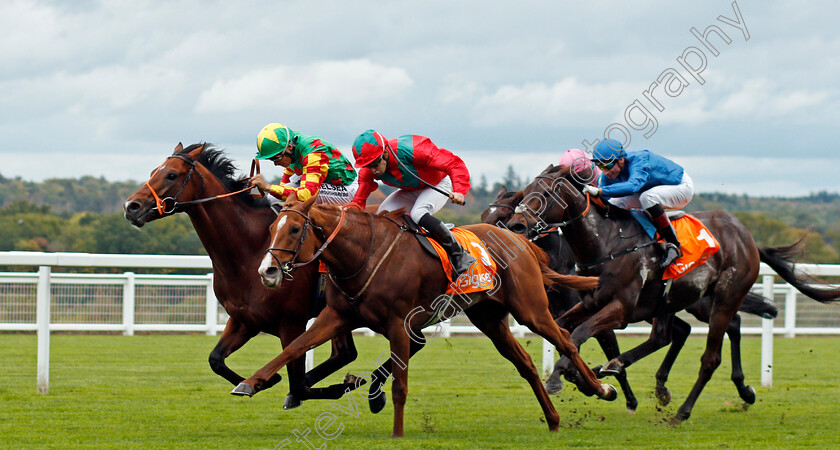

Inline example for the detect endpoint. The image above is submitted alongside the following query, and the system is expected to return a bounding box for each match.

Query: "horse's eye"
[290,225,301,234]
[165,172,178,181]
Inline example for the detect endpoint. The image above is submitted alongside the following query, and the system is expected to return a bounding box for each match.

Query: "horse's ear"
[301,195,317,212]
[495,186,507,198]
[173,142,183,154]
[188,144,205,160]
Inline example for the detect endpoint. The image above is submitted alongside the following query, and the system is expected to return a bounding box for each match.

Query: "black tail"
[739,292,778,319]
[759,238,840,303]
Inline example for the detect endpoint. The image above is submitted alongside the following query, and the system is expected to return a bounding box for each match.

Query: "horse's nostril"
[264,266,279,277]
[125,201,140,212]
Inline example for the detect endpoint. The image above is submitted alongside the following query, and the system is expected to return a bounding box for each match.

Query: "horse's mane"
[534,164,635,221]
[499,190,520,200]
[179,143,271,209]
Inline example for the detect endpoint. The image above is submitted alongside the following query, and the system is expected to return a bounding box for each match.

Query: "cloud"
[454,77,638,127]
[664,77,834,126]
[194,59,414,112]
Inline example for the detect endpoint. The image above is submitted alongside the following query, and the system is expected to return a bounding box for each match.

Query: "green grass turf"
[1,333,838,449]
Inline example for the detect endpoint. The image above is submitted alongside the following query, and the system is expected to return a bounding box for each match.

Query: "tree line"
[1,168,839,266]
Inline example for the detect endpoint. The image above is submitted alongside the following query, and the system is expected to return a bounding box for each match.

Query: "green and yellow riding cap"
[255,123,294,159]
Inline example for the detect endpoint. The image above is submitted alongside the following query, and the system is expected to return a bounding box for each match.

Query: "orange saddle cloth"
[428,228,497,294]
[663,214,721,280]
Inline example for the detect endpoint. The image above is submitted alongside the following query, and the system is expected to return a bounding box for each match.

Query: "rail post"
[36,266,51,394]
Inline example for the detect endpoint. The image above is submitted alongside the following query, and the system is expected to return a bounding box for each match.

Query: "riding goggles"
[595,160,616,171]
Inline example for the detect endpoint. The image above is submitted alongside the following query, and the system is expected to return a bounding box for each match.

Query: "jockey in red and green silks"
[249,123,358,204]
[348,129,476,279]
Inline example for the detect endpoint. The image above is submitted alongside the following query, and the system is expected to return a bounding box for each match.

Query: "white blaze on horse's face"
[258,252,274,276]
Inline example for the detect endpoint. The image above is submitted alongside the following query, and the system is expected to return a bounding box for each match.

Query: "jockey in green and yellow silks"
[249,123,358,204]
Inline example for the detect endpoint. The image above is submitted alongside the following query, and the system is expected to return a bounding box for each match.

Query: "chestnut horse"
[233,196,617,437]
[483,185,777,409]
[506,164,840,423]
[123,143,379,409]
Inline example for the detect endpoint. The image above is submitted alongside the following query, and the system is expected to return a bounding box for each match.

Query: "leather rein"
[512,175,658,270]
[144,153,257,216]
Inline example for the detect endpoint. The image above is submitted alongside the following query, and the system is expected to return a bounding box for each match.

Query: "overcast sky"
[1,0,838,196]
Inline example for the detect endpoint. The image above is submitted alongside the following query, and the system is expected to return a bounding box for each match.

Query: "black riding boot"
[646,204,681,269]
[418,213,477,279]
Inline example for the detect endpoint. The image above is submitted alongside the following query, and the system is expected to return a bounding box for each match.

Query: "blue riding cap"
[592,139,626,163]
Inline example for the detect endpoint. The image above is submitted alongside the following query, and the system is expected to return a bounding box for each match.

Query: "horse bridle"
[512,175,592,240]
[264,207,355,280]
[144,152,255,216]
[265,206,405,303]
[514,175,660,270]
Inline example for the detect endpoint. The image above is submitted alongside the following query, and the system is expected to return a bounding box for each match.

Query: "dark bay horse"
[483,185,777,409]
[506,165,840,423]
[483,187,639,413]
[123,143,374,409]
[233,196,617,437]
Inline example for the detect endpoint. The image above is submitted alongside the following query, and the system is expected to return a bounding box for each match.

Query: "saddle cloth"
[427,228,497,294]
[663,214,720,280]
[630,210,720,280]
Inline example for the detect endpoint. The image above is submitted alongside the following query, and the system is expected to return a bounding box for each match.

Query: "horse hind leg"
[511,299,618,402]
[465,303,561,431]
[672,304,736,423]
[209,318,260,386]
[726,313,756,404]
[365,334,426,415]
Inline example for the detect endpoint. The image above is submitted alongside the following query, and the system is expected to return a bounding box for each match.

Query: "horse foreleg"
[593,330,638,413]
[209,317,258,386]
[553,300,626,397]
[653,316,691,406]
[387,320,412,438]
[544,302,596,394]
[554,301,592,332]
[232,306,350,397]
[601,314,675,376]
[366,334,425,415]
[465,304,560,431]
[283,331,361,410]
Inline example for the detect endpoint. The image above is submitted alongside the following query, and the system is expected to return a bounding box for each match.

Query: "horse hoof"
[670,410,690,425]
[231,383,256,397]
[600,384,617,401]
[592,365,607,379]
[599,359,622,376]
[283,393,302,410]
[655,386,672,406]
[544,379,564,395]
[369,392,387,414]
[627,399,639,414]
[741,385,756,404]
